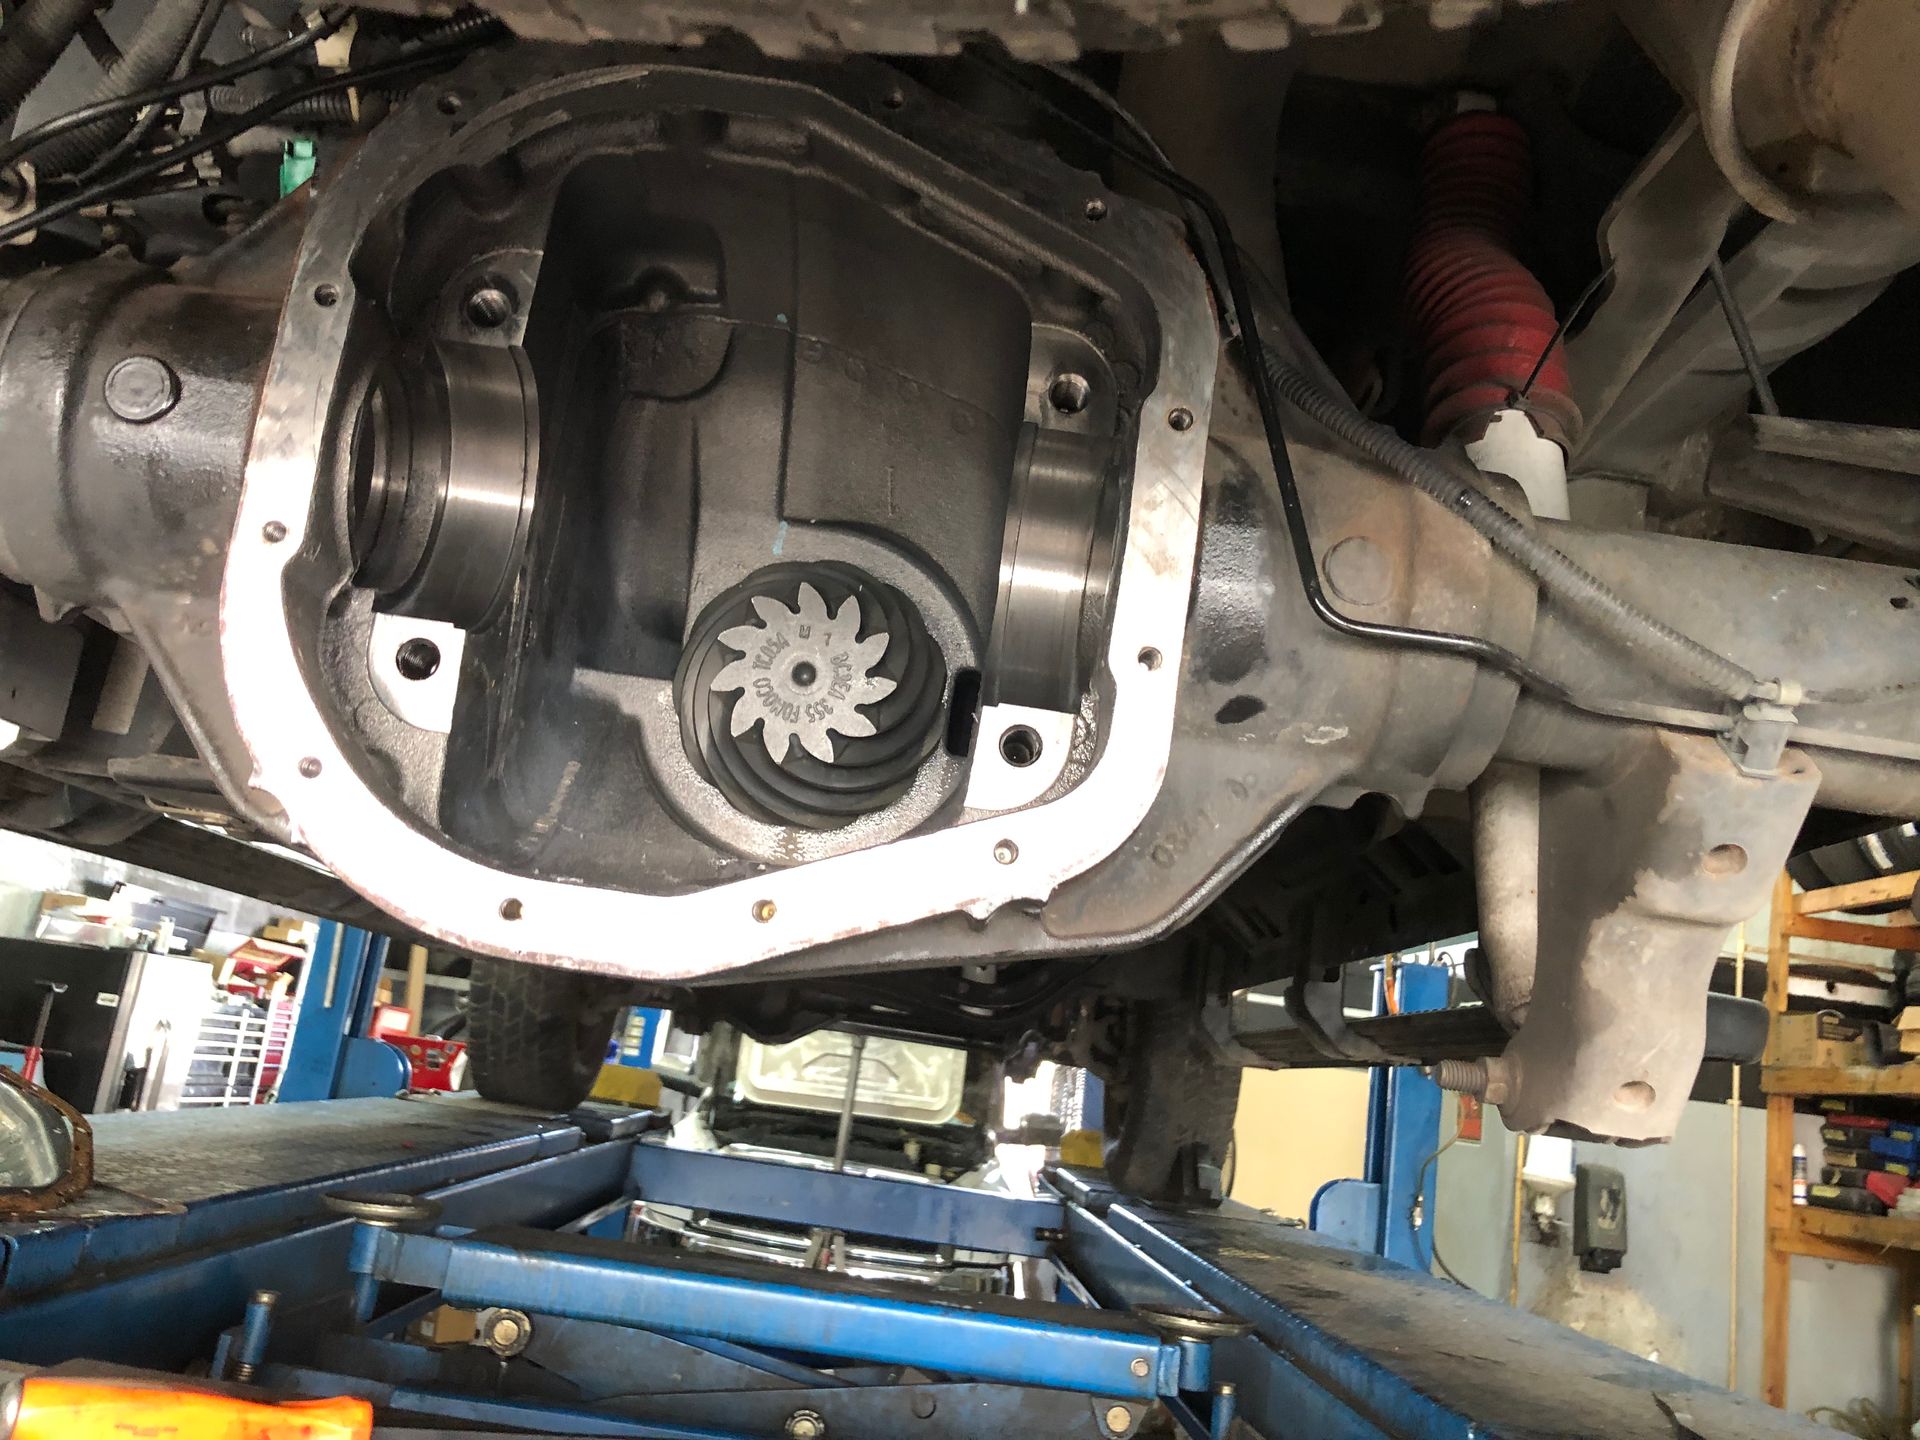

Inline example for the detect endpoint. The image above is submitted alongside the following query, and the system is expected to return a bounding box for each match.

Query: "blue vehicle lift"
[0,1094,1828,1439]
[277,921,411,1103]
[1310,961,1450,1268]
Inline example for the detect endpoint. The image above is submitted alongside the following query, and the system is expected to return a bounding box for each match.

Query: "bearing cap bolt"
[104,355,179,423]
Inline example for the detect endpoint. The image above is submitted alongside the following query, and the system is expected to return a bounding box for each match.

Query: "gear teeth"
[674,561,951,832]
[709,586,898,763]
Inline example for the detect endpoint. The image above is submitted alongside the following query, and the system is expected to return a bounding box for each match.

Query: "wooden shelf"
[1765,867,1920,1416]
[1797,1206,1920,1254]
[1796,869,1920,916]
[1788,915,1920,952]
[1765,1063,1920,1097]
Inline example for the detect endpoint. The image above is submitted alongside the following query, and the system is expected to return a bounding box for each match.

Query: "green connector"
[279,138,317,198]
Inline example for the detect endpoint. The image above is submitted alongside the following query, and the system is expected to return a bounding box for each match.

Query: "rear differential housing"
[217,54,1217,979]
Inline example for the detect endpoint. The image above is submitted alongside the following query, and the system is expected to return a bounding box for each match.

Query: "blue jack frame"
[354,1226,1195,1398]
[626,1143,1065,1258]
[0,1094,1832,1439]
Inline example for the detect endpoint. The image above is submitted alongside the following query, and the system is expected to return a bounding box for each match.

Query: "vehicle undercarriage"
[1,0,1916,1200]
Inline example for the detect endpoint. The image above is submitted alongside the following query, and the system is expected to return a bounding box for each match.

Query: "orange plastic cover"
[10,1377,373,1440]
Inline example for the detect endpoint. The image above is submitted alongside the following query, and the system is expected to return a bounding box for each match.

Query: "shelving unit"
[180,996,293,1108]
[1762,867,1920,1415]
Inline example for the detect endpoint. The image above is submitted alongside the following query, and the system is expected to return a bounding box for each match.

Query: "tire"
[1104,1002,1241,1207]
[1789,823,1920,916]
[467,958,630,1112]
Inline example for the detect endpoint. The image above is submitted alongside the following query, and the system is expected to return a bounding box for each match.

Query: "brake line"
[973,51,1773,716]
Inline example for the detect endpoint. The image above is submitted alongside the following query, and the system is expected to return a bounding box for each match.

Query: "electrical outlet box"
[1573,1163,1628,1274]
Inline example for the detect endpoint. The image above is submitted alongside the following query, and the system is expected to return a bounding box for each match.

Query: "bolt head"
[103,355,179,423]
[474,1306,531,1356]
[1105,1404,1134,1434]
[1129,1356,1151,1379]
[784,1411,826,1440]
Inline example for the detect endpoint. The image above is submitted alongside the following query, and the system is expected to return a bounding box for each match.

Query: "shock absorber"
[1404,104,1579,519]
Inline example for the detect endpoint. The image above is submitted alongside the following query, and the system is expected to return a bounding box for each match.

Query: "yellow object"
[1058,1128,1105,1169]
[590,1063,663,1107]
[8,1378,372,1440]
[1231,1068,1371,1217]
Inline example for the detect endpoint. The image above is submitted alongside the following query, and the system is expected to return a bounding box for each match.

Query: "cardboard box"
[1767,1011,1875,1068]
[1898,1007,1920,1055]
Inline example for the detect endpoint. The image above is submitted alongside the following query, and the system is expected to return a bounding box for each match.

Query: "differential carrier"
[675,562,949,829]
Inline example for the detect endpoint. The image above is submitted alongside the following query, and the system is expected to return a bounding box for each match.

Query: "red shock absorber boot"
[1404,107,1580,516]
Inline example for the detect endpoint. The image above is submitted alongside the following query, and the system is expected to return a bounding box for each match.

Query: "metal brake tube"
[977,54,1784,724]
[971,54,1702,711]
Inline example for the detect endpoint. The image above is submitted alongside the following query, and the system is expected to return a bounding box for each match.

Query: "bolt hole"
[395,637,441,682]
[262,520,287,543]
[436,91,464,116]
[499,897,522,921]
[1047,373,1091,416]
[313,283,340,307]
[298,756,322,779]
[1703,842,1748,876]
[1167,406,1194,432]
[1614,1080,1656,1112]
[999,724,1042,768]
[463,283,514,329]
[1137,646,1162,671]
[752,899,777,923]
[993,839,1019,865]
[1894,595,1913,610]
[1084,198,1107,221]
